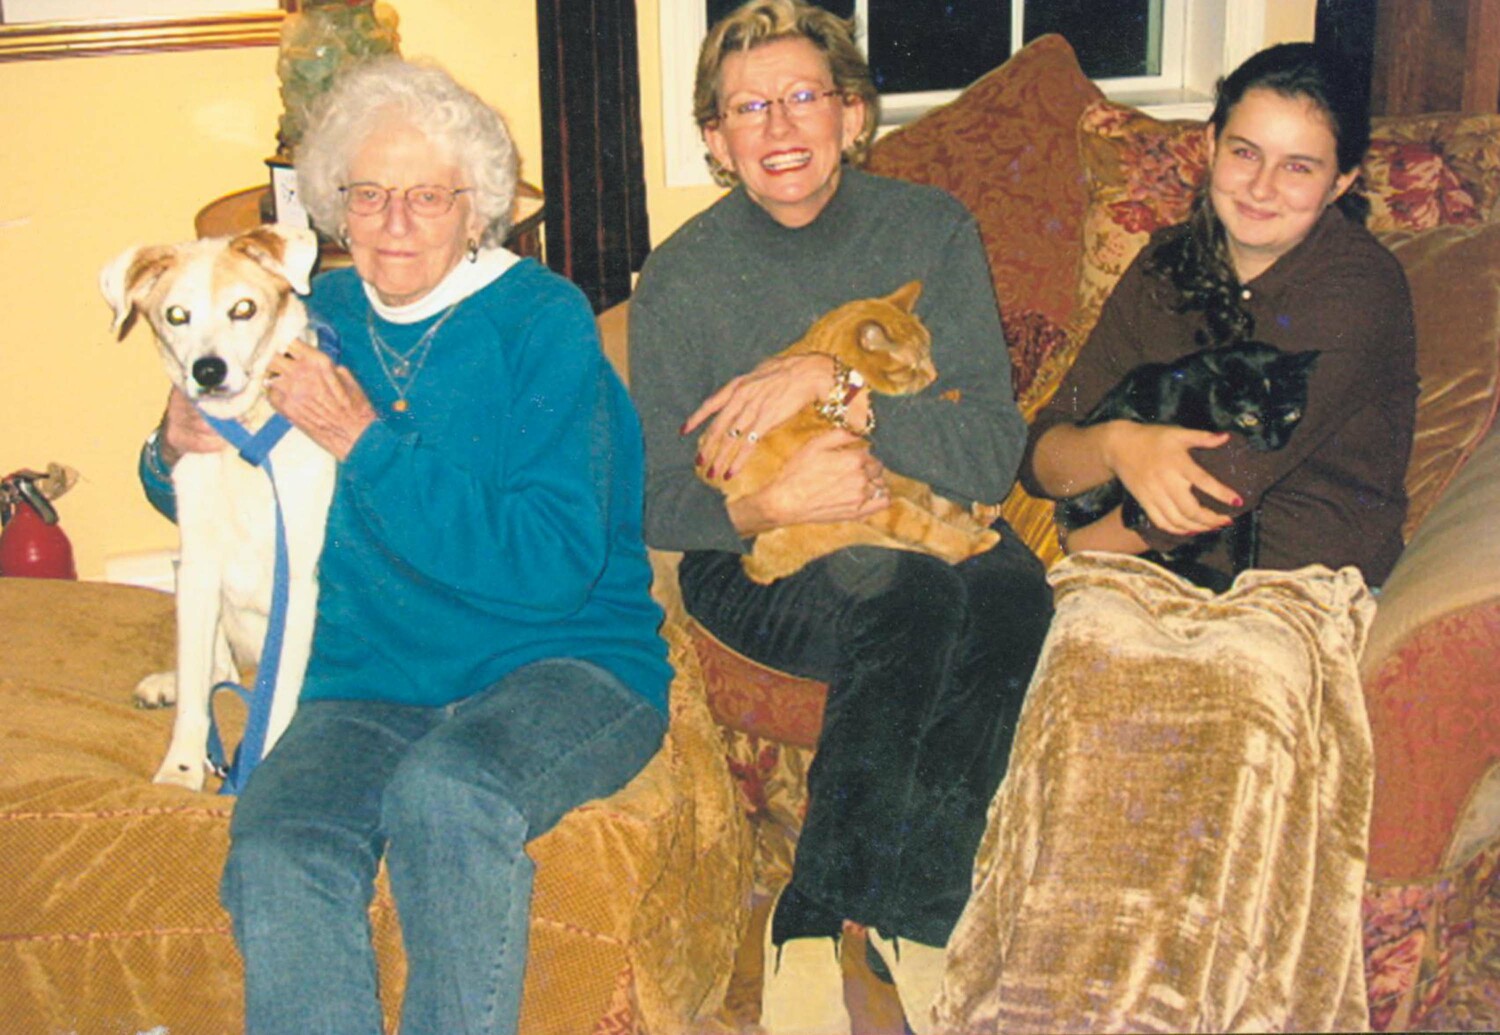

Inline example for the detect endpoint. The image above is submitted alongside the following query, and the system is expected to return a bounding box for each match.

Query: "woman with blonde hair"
[629,2,1053,1032]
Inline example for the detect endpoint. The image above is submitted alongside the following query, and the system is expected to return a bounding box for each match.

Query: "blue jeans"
[220,657,667,1035]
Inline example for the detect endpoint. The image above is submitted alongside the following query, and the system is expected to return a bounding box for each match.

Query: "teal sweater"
[144,260,671,713]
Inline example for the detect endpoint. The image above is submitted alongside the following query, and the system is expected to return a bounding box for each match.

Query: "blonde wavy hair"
[693,0,879,186]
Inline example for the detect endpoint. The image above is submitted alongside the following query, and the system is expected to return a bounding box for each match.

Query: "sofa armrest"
[1363,425,1500,880]
[1364,425,1500,673]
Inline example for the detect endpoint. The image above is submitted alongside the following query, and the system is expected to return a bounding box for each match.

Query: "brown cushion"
[1378,222,1500,538]
[866,33,1104,407]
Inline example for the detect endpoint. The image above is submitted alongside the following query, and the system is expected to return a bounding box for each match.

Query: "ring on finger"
[746,430,760,444]
[727,428,743,439]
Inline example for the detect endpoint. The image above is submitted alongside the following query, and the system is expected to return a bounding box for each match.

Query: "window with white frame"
[660,0,1270,186]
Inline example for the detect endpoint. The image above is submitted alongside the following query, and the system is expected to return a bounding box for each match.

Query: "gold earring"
[338,227,350,250]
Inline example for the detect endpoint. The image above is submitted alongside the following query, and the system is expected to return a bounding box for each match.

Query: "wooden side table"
[194,180,545,268]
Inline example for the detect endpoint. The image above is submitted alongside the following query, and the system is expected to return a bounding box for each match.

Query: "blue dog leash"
[199,321,339,796]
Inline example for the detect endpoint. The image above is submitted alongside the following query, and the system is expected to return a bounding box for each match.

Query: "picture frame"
[0,0,294,63]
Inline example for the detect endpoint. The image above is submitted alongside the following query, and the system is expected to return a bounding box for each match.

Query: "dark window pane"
[706,0,855,26]
[866,0,1011,93]
[1023,0,1159,78]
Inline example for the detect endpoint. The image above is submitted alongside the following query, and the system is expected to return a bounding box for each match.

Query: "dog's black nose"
[192,356,228,389]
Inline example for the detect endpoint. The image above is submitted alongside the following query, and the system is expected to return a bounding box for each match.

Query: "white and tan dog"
[102,226,335,791]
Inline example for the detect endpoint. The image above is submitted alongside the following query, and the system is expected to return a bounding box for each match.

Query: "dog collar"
[196,321,341,467]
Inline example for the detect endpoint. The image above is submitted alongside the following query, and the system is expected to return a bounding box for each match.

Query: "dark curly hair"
[1148,43,1371,347]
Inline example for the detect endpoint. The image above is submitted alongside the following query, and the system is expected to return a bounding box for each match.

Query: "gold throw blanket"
[934,554,1376,1033]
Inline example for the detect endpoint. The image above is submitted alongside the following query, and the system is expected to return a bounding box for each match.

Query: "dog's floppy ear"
[100,244,179,339]
[231,225,320,296]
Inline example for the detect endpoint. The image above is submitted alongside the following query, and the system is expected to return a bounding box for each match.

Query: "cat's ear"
[886,280,923,312]
[857,319,894,354]
[1288,350,1321,375]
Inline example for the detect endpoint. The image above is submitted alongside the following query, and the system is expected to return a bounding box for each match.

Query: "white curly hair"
[295,57,519,248]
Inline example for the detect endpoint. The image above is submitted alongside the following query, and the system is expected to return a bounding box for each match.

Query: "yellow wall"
[2,0,1313,579]
[1265,3,1317,48]
[0,0,538,579]
[635,0,728,253]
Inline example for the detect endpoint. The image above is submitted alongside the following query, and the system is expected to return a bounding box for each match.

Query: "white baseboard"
[102,549,177,594]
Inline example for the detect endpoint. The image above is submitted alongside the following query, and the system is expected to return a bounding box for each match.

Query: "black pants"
[679,521,1053,946]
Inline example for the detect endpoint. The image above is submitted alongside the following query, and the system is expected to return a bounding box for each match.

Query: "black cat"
[1056,340,1320,592]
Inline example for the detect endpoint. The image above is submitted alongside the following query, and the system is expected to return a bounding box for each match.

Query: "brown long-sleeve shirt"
[1022,207,1418,585]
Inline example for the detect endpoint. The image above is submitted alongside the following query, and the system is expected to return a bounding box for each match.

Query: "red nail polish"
[1233,496,1244,508]
[696,453,704,466]
[679,422,690,435]
[706,467,716,480]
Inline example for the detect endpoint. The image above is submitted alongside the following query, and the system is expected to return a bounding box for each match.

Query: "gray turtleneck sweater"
[629,168,1027,554]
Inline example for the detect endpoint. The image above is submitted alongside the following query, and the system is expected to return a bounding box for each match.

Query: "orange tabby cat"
[699,280,1001,584]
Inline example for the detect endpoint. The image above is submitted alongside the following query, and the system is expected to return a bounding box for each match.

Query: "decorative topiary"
[275,0,401,157]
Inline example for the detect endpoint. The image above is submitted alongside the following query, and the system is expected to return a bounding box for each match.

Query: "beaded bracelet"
[814,356,875,437]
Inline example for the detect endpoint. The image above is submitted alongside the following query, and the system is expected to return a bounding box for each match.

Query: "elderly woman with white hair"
[138,57,671,1034]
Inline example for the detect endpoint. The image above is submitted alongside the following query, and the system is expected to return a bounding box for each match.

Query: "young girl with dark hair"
[1024,42,1417,588]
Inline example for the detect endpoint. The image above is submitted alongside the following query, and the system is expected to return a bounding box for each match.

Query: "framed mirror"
[0,0,292,62]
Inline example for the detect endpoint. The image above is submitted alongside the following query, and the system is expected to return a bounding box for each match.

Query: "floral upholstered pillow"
[1365,113,1500,232]
[1073,100,1208,339]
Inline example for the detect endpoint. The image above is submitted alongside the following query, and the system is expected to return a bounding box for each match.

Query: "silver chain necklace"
[366,303,460,413]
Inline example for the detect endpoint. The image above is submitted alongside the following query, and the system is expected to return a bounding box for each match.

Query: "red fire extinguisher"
[0,466,78,579]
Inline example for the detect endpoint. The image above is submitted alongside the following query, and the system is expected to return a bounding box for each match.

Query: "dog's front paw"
[134,671,178,709]
[153,754,209,792]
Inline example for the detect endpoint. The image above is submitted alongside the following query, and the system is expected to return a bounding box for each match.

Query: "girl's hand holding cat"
[685,352,840,479]
[1104,422,1239,536]
[727,429,888,536]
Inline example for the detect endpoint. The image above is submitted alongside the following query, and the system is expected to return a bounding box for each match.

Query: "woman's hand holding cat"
[1104,422,1239,536]
[685,352,839,479]
[727,429,888,536]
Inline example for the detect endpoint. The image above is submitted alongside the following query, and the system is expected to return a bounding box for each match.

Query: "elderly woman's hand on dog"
[156,388,227,467]
[265,339,377,461]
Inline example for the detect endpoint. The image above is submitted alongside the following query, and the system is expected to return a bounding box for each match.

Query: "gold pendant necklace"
[367,303,460,413]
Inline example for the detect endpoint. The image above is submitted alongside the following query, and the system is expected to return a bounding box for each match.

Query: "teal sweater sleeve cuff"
[138,432,177,523]
[342,418,402,480]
